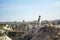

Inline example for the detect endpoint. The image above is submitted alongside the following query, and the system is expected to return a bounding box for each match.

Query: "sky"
[0,0,60,22]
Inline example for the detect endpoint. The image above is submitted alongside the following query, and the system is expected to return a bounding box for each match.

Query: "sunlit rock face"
[31,25,60,40]
[0,35,12,40]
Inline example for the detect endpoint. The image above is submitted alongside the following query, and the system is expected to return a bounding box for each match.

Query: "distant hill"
[41,19,60,25]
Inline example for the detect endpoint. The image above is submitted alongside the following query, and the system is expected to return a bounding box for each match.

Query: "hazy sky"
[0,0,60,22]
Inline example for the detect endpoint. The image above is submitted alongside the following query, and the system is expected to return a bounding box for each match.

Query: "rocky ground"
[31,25,60,40]
[15,25,60,40]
